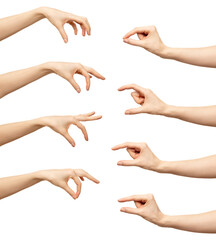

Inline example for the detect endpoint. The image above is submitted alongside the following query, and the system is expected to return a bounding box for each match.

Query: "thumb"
[123,38,141,47]
[62,184,76,199]
[117,160,138,167]
[57,25,68,43]
[125,107,143,115]
[62,131,76,147]
[120,207,140,215]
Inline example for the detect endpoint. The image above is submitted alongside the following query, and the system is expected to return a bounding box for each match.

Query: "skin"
[118,194,216,233]
[0,62,105,98]
[123,25,216,68]
[0,112,102,147]
[118,83,216,127]
[112,142,216,178]
[0,169,99,200]
[0,7,91,43]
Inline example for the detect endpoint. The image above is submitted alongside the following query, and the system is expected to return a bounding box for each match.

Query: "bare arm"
[119,194,216,233]
[0,112,102,147]
[0,62,105,98]
[0,7,91,42]
[112,142,216,178]
[118,84,216,127]
[0,169,99,200]
[123,25,216,68]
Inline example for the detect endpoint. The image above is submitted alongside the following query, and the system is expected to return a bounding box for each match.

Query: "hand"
[118,84,167,115]
[118,194,164,226]
[112,142,161,171]
[40,7,91,43]
[40,169,100,199]
[123,26,166,57]
[40,112,102,147]
[47,62,105,93]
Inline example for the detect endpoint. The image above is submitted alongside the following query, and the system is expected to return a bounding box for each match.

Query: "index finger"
[118,195,145,202]
[123,26,150,39]
[85,66,105,80]
[118,84,144,93]
[73,176,82,198]
[112,142,139,150]
[82,171,100,184]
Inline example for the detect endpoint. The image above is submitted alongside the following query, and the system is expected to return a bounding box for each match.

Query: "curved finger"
[62,131,76,147]
[57,25,68,43]
[81,20,91,35]
[63,184,76,199]
[69,22,78,35]
[125,107,143,115]
[127,148,137,159]
[69,77,81,93]
[73,176,82,198]
[123,27,150,39]
[74,121,88,141]
[120,207,140,215]
[131,92,143,104]
[79,67,91,90]
[117,160,138,166]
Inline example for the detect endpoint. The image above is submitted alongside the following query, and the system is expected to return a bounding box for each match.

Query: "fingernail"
[77,88,81,93]
[117,161,123,166]
[121,208,125,212]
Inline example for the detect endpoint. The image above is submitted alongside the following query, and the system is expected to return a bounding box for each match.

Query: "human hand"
[40,169,100,199]
[123,26,166,57]
[40,7,91,43]
[40,112,102,147]
[47,62,105,93]
[118,194,164,226]
[118,84,167,115]
[112,142,161,171]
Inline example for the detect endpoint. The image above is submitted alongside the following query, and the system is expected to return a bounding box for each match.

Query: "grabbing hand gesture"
[43,169,100,199]
[123,26,166,57]
[49,62,105,93]
[118,84,167,115]
[112,142,161,171]
[42,112,102,147]
[118,194,164,226]
[42,7,91,42]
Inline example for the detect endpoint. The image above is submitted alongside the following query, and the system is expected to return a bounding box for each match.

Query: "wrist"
[157,214,172,227]
[32,170,47,182]
[41,62,56,74]
[161,104,178,118]
[34,116,50,128]
[33,7,47,21]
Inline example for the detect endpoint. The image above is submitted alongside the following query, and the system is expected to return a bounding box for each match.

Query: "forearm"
[0,8,46,41]
[160,211,216,233]
[0,171,44,199]
[162,105,216,127]
[162,46,216,68]
[0,63,52,98]
[0,118,46,146]
[157,155,216,178]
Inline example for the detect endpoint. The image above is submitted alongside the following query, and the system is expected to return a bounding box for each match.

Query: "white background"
[0,0,216,239]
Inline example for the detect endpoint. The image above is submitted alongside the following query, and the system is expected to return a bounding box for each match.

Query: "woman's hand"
[112,142,161,171]
[118,84,167,115]
[123,26,167,57]
[47,62,105,93]
[40,169,100,199]
[118,194,164,226]
[40,112,102,147]
[40,7,91,43]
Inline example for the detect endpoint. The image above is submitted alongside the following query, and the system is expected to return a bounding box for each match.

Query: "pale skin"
[0,7,91,43]
[112,142,216,178]
[118,84,216,127]
[0,62,105,98]
[118,194,216,233]
[0,169,99,200]
[0,112,102,147]
[123,25,216,68]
